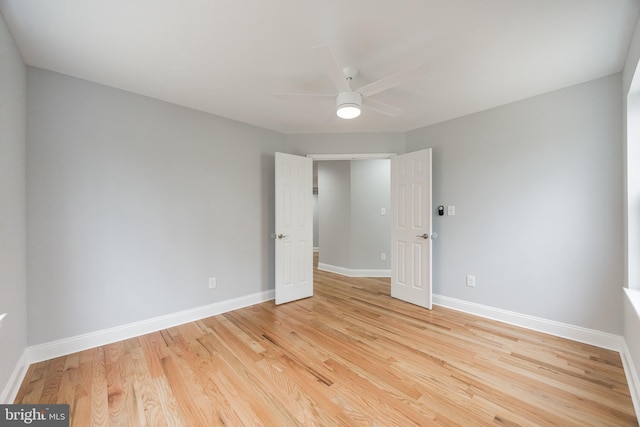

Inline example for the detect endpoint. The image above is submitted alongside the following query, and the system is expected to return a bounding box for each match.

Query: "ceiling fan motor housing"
[336,91,362,119]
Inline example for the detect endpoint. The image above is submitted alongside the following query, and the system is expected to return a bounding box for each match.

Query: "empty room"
[2,0,640,425]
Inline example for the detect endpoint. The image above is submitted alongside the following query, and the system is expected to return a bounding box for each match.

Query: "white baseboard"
[317,262,390,278]
[621,339,640,419]
[432,294,624,351]
[27,289,275,364]
[0,350,29,404]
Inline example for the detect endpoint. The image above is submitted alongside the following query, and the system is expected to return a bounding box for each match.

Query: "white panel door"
[390,149,432,309]
[274,152,313,305]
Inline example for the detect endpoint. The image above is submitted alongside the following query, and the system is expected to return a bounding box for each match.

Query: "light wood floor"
[15,265,638,426]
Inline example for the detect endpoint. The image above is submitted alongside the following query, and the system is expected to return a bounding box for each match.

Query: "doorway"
[313,158,392,277]
[274,150,432,309]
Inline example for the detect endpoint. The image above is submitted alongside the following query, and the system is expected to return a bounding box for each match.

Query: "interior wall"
[284,132,405,155]
[313,192,319,249]
[312,161,319,249]
[350,160,391,269]
[407,74,624,334]
[317,160,390,271]
[0,13,27,398]
[623,13,640,394]
[627,91,640,291]
[26,67,289,345]
[317,161,351,267]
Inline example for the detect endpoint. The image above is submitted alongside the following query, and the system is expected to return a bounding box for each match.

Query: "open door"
[390,149,432,309]
[274,152,313,304]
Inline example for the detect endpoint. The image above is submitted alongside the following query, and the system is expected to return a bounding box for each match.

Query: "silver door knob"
[416,233,429,239]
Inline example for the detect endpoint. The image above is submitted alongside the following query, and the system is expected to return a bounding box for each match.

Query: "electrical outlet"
[380,208,386,215]
[447,205,456,216]
[209,277,217,289]
[466,275,475,287]
[381,252,386,260]
[0,313,6,329]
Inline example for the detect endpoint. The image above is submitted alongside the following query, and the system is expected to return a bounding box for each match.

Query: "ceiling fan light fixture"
[336,91,362,119]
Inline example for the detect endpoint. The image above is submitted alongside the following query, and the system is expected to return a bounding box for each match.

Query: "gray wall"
[285,133,405,156]
[317,160,391,271]
[26,67,289,344]
[623,13,640,391]
[0,14,27,396]
[407,74,624,334]
[318,161,351,267]
[313,193,319,249]
[350,160,391,269]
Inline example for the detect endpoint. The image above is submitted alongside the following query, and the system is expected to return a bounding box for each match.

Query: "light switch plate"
[466,275,475,287]
[447,205,456,216]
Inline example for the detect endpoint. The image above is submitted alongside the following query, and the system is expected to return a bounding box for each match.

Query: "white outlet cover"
[447,205,456,216]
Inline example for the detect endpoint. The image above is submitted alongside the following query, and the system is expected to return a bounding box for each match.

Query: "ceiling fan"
[274,45,425,120]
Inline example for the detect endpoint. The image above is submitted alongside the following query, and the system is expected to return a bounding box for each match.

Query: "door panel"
[390,149,432,309]
[275,152,313,304]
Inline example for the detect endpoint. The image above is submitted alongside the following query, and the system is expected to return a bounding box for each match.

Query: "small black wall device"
[437,205,445,216]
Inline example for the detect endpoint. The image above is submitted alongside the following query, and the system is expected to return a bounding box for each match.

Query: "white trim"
[621,339,640,418]
[625,287,640,317]
[306,153,396,161]
[432,294,624,351]
[27,290,275,364]
[313,247,319,253]
[318,262,390,278]
[0,350,29,404]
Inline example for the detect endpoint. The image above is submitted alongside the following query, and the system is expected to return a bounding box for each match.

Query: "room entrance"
[274,149,433,309]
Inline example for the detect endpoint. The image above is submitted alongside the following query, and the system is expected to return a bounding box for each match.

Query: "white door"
[390,149,432,309]
[274,152,313,304]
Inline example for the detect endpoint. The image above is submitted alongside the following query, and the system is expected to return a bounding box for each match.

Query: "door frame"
[307,152,397,276]
[306,153,396,161]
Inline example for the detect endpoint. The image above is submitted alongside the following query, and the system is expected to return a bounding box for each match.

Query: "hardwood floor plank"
[105,342,130,427]
[55,356,77,407]
[90,348,109,427]
[39,356,65,404]
[130,345,175,426]
[14,362,46,403]
[14,265,638,426]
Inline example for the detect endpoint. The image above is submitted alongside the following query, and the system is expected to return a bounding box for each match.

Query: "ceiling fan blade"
[273,93,335,100]
[357,63,425,97]
[314,45,351,93]
[363,98,404,117]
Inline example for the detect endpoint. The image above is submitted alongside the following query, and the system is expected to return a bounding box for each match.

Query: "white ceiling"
[1,0,638,134]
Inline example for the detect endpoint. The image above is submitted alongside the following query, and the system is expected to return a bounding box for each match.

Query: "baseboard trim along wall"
[317,262,390,278]
[0,350,29,404]
[432,294,624,351]
[26,289,275,365]
[621,339,640,420]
